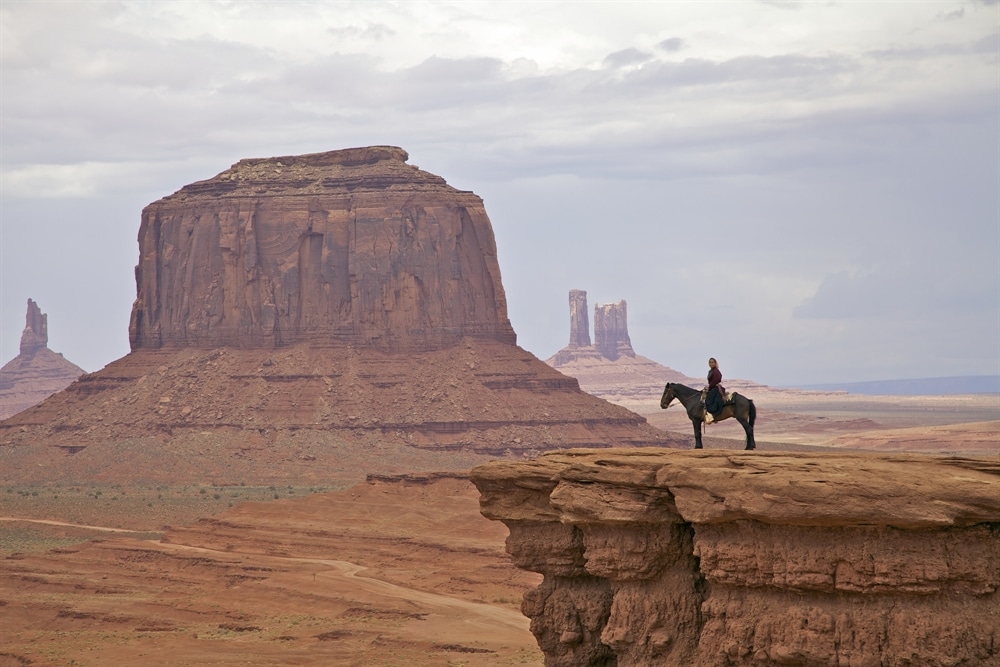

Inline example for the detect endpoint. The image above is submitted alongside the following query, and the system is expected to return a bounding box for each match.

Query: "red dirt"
[0,474,543,666]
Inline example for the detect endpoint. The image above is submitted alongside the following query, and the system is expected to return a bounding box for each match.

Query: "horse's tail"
[748,399,756,428]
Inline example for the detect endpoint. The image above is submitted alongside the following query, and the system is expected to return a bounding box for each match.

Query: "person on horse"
[705,357,725,417]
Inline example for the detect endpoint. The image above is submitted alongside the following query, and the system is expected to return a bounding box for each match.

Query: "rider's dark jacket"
[708,367,722,390]
[706,367,725,415]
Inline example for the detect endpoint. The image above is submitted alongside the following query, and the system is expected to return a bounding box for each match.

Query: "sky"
[1,0,998,386]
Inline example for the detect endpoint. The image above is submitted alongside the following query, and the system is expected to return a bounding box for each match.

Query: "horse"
[660,382,757,450]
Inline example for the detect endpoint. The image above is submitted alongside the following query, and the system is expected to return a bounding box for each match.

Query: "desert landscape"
[1,147,997,666]
[2,371,996,666]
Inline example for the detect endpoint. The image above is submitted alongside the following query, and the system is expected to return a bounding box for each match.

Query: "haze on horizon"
[1,1,997,387]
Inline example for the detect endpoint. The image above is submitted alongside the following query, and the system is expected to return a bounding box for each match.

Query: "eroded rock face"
[2,152,687,483]
[19,298,47,355]
[0,299,85,420]
[568,289,592,348]
[548,290,699,400]
[471,450,1000,667]
[129,146,515,352]
[593,300,633,361]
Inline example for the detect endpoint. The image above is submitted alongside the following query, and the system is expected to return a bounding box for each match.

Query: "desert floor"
[0,475,543,667]
[1,391,996,666]
[632,390,998,453]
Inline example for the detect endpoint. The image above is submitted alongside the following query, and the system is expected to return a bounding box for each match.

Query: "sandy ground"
[0,474,543,667]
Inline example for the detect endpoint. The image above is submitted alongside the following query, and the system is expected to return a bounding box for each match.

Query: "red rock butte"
[129,145,516,352]
[1,147,682,485]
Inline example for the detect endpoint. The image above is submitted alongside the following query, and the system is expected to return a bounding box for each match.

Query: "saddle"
[701,386,732,424]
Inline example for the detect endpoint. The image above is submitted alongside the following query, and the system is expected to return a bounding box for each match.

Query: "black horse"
[660,382,757,450]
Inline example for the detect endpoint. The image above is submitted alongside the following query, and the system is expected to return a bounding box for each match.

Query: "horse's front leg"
[692,419,703,449]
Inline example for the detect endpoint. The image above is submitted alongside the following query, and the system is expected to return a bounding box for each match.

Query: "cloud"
[1,1,997,384]
[603,48,653,69]
[657,37,684,53]
[936,7,965,21]
[2,163,123,198]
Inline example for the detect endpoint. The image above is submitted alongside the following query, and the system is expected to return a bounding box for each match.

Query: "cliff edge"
[471,449,1000,666]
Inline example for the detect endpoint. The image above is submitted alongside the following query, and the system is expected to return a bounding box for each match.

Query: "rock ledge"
[471,449,1000,666]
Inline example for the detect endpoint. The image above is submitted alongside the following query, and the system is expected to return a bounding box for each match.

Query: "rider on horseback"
[705,357,725,417]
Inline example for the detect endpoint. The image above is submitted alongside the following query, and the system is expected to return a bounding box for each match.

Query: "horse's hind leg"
[737,415,756,450]
[692,420,703,449]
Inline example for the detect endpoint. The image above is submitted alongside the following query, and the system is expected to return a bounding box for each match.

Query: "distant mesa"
[547,289,701,402]
[1,147,683,485]
[0,299,85,420]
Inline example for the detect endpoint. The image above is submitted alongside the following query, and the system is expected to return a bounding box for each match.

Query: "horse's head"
[660,383,676,409]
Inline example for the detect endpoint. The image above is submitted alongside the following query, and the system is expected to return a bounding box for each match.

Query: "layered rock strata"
[0,299,85,420]
[472,449,1000,667]
[129,145,515,352]
[1,148,685,484]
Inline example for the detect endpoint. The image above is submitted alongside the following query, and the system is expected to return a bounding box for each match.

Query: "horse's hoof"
[694,445,703,450]
[745,446,756,451]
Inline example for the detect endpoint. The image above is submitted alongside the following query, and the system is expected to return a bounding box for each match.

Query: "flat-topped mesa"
[128,146,516,352]
[20,298,47,356]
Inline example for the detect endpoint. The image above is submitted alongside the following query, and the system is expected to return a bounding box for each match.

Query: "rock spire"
[549,290,637,365]
[594,299,633,361]
[568,289,591,347]
[19,298,47,355]
[0,299,85,420]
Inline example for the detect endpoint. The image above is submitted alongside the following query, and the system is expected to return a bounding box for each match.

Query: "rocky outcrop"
[1,150,687,485]
[19,298,47,355]
[472,449,1000,667]
[548,290,698,400]
[569,289,592,348]
[594,300,633,361]
[0,299,85,420]
[129,146,515,352]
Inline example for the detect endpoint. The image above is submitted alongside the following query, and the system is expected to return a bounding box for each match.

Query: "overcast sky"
[2,1,998,386]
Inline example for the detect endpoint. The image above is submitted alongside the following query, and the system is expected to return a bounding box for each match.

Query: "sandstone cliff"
[472,449,1000,667]
[1,149,685,484]
[0,299,85,420]
[129,145,515,352]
